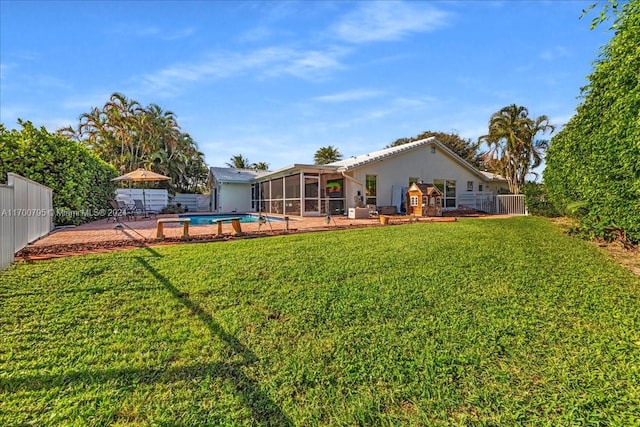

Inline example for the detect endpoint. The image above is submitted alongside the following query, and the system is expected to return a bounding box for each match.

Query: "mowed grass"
[1,217,639,426]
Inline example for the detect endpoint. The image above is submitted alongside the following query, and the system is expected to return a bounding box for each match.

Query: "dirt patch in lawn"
[597,241,640,277]
[551,217,639,278]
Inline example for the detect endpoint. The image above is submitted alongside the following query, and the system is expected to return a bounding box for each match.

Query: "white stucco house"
[208,137,509,216]
[207,167,269,213]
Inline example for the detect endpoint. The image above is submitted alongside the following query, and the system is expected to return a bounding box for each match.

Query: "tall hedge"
[0,121,118,225]
[544,0,640,244]
[523,182,561,218]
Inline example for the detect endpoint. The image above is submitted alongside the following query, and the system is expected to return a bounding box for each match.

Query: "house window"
[434,179,456,208]
[409,177,419,185]
[478,184,483,192]
[410,195,419,207]
[431,146,436,154]
[467,181,474,192]
[365,175,377,206]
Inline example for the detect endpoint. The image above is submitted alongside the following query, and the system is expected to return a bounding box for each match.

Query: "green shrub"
[523,182,560,217]
[161,204,185,214]
[0,121,118,225]
[544,0,640,244]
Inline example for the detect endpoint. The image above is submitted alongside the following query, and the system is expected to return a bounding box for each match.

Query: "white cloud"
[0,104,29,126]
[238,26,272,43]
[333,1,449,43]
[0,63,9,80]
[0,108,75,131]
[392,96,435,108]
[548,112,574,129]
[539,46,570,61]
[33,75,70,90]
[262,47,349,80]
[163,27,196,41]
[138,46,349,95]
[61,92,115,111]
[201,133,309,168]
[110,24,195,41]
[313,89,384,103]
[38,117,77,132]
[456,124,490,141]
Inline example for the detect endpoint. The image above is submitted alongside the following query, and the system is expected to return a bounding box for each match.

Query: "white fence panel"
[458,193,496,213]
[0,174,53,270]
[8,173,54,252]
[115,188,168,212]
[0,185,15,270]
[496,195,528,215]
[457,193,527,215]
[170,193,210,212]
[196,195,210,212]
[11,174,29,250]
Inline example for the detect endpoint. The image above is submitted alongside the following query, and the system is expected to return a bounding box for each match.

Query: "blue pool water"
[179,213,283,226]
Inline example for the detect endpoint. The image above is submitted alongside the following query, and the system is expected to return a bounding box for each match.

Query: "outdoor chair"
[133,199,157,219]
[116,200,136,219]
[107,199,132,222]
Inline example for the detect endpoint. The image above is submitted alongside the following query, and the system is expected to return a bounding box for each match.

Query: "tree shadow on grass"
[1,252,293,426]
[135,256,293,425]
[141,245,164,257]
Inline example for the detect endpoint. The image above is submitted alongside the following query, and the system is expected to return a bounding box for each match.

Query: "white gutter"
[341,171,366,205]
[341,170,363,187]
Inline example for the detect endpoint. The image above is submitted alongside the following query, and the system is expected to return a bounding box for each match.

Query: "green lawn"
[1,217,639,426]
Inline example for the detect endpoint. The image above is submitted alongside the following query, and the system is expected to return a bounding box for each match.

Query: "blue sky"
[1,1,613,173]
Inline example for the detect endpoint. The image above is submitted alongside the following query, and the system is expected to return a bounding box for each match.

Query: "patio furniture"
[133,199,157,219]
[107,199,132,222]
[116,199,139,220]
[156,218,191,239]
[115,199,134,211]
[211,217,243,236]
[111,168,171,214]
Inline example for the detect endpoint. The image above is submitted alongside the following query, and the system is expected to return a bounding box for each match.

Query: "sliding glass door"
[303,174,320,215]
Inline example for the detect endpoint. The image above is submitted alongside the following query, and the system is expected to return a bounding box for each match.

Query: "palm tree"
[104,92,142,171]
[478,105,554,194]
[62,92,208,193]
[314,145,342,165]
[251,162,270,171]
[226,154,251,169]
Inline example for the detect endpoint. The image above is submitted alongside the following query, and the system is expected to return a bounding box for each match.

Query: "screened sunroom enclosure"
[251,167,346,217]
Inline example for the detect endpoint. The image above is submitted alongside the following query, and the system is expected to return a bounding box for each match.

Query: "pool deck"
[15,212,502,261]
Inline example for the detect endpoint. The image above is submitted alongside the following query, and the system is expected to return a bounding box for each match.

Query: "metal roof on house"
[209,167,269,183]
[328,137,507,183]
[328,138,437,171]
[479,170,507,181]
[210,139,507,184]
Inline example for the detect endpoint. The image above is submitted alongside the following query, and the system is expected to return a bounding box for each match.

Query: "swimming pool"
[178,213,284,226]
